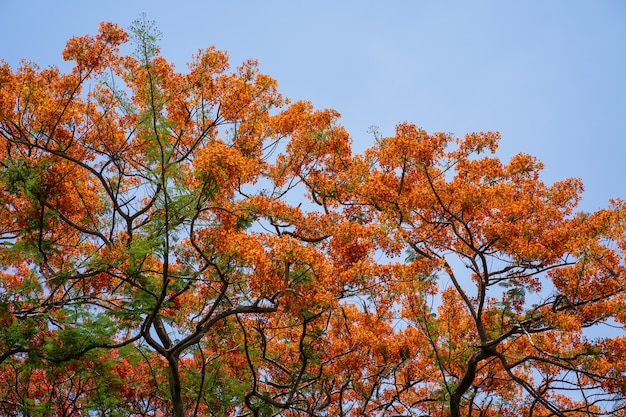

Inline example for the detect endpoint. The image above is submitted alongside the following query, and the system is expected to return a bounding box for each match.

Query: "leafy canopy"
[0,16,625,417]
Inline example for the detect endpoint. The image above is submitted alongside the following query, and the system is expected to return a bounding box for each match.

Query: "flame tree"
[0,17,624,417]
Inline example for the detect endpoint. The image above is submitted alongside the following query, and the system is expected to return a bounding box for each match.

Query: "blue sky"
[1,1,624,211]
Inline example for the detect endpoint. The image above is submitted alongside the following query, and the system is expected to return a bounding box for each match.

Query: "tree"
[0,18,624,416]
[324,124,626,416]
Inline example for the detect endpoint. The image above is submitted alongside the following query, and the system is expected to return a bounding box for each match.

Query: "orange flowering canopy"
[0,17,624,417]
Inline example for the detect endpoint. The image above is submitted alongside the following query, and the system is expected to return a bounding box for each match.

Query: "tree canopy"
[0,18,625,417]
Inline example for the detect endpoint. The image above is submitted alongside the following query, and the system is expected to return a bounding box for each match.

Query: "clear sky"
[1,1,625,211]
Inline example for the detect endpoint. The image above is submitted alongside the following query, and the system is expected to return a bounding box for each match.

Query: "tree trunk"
[168,355,186,417]
[450,347,495,417]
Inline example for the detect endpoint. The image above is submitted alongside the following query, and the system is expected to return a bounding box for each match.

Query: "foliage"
[0,16,625,416]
